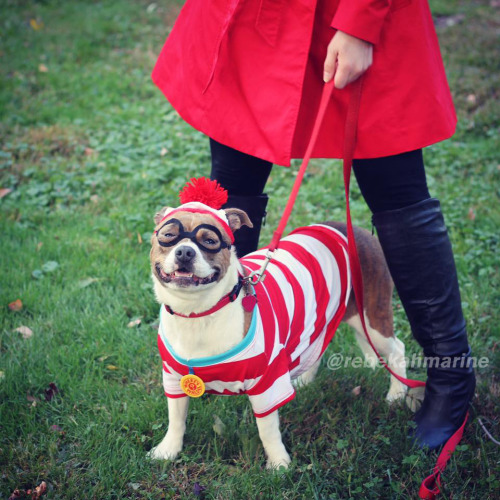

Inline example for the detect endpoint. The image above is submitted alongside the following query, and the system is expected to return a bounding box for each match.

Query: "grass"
[1,0,499,498]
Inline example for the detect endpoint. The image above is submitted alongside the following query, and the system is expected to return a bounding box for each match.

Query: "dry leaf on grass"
[30,19,44,31]
[0,188,12,198]
[127,318,141,328]
[77,277,101,289]
[45,382,60,401]
[38,64,49,73]
[15,326,33,339]
[351,386,361,396]
[23,481,47,499]
[27,394,40,407]
[8,299,23,311]
[212,415,226,436]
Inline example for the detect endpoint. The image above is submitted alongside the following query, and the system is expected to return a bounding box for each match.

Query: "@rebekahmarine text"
[326,353,489,371]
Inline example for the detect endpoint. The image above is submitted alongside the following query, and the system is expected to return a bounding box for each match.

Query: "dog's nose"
[175,245,196,263]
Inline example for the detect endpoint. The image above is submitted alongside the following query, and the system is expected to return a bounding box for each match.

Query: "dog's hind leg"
[148,396,190,460]
[255,410,291,469]
[292,359,321,388]
[347,313,408,403]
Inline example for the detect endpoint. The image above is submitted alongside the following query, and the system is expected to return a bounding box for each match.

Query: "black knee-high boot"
[224,194,269,257]
[372,198,475,450]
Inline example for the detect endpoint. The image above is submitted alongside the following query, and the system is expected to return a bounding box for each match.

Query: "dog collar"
[164,275,257,318]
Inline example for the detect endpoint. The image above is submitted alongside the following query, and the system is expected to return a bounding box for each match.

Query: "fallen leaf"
[106,365,118,371]
[212,415,225,436]
[45,382,60,401]
[77,277,100,289]
[8,489,25,500]
[466,94,477,104]
[42,261,59,273]
[468,207,476,221]
[30,19,44,31]
[0,188,12,198]
[31,481,47,499]
[137,233,143,244]
[38,63,49,73]
[27,394,40,406]
[15,326,33,339]
[351,385,361,396]
[90,195,99,203]
[127,318,141,328]
[160,147,168,156]
[84,147,96,156]
[36,242,43,252]
[8,299,23,311]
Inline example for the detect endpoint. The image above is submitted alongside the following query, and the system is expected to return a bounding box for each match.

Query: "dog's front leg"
[255,410,291,469]
[148,397,189,460]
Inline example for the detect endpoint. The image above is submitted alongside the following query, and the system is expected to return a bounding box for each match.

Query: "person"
[152,0,475,450]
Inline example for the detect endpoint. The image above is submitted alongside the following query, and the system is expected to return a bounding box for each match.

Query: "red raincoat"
[152,0,457,166]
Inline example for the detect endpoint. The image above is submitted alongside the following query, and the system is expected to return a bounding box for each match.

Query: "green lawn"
[1,0,499,498]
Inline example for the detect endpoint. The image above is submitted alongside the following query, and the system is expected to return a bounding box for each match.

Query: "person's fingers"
[334,62,352,89]
[323,44,338,83]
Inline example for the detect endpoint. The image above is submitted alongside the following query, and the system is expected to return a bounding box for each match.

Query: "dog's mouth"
[155,263,219,287]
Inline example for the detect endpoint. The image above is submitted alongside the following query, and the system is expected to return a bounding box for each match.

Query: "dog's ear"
[225,208,253,233]
[154,207,172,226]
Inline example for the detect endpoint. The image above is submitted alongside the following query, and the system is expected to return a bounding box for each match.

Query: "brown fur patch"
[326,222,395,338]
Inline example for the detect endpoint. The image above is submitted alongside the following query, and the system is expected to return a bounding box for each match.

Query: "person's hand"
[323,30,373,88]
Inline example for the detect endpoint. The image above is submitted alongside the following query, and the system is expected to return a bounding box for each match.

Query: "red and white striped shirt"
[157,224,351,417]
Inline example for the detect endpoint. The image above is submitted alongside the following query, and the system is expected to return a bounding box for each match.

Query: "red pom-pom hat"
[158,178,234,243]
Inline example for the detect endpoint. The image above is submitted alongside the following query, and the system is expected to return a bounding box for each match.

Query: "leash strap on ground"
[269,77,468,498]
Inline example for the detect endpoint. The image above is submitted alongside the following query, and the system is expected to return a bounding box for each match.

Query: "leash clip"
[244,249,275,285]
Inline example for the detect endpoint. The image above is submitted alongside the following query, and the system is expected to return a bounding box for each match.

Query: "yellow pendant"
[180,373,205,398]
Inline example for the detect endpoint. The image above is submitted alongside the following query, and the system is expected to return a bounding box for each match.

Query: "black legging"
[210,138,431,213]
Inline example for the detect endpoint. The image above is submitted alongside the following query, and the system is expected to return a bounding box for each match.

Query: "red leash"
[268,77,468,499]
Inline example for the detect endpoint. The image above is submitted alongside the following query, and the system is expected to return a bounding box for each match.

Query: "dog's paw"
[147,435,183,461]
[385,387,407,404]
[266,453,291,470]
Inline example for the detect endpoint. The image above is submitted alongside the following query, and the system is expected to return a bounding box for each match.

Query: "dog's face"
[150,207,252,293]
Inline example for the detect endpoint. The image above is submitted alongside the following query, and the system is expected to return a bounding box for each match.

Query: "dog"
[148,180,407,468]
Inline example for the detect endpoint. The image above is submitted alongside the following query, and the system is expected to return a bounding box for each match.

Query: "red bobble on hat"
[179,177,228,209]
